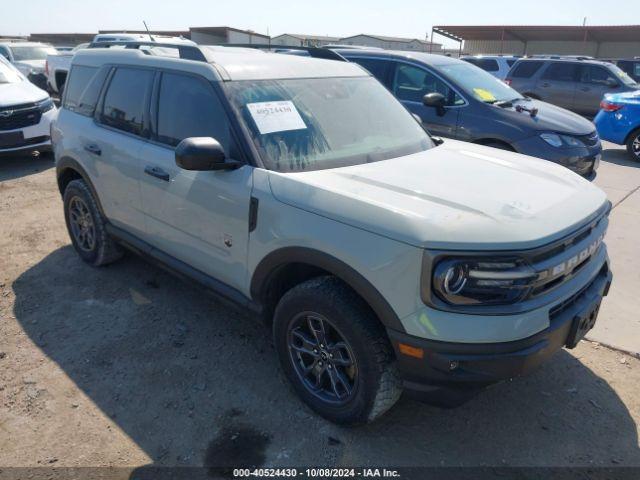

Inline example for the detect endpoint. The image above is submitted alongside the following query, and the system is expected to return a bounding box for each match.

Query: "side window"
[580,66,618,86]
[506,59,517,68]
[477,59,499,72]
[63,65,108,116]
[156,72,232,151]
[393,63,463,106]
[100,67,153,136]
[542,63,579,82]
[350,58,393,89]
[0,46,10,60]
[510,61,544,78]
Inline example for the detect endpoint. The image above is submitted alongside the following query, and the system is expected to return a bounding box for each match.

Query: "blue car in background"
[595,91,640,161]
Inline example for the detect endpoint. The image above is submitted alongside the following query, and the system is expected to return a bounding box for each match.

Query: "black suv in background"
[334,48,602,178]
[506,57,639,117]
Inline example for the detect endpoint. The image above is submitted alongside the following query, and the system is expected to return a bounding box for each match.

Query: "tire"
[626,129,640,162]
[63,179,123,266]
[273,276,402,425]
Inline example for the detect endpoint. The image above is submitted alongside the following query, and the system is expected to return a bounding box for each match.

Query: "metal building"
[432,25,640,58]
[271,34,340,47]
[338,34,441,52]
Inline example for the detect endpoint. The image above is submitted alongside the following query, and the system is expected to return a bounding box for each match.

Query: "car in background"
[460,55,520,80]
[614,59,640,83]
[0,41,58,91]
[595,91,640,161]
[335,48,602,177]
[45,43,89,95]
[0,56,57,156]
[505,57,639,117]
[55,46,75,53]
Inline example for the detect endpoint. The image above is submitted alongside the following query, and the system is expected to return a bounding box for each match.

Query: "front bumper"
[387,262,612,407]
[513,135,602,179]
[0,107,56,156]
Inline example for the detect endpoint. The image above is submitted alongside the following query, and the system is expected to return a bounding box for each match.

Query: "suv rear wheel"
[626,128,640,162]
[63,179,123,266]
[273,276,402,425]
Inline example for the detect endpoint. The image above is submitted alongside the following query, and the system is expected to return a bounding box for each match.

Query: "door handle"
[84,143,101,156]
[144,165,170,182]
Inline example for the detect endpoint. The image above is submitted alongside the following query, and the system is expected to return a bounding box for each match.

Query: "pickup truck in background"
[45,43,88,95]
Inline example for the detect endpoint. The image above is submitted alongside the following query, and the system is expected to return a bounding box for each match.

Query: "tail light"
[600,100,622,112]
[504,79,512,86]
[45,60,49,76]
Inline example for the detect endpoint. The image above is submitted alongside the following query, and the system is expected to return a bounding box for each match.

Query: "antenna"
[143,21,156,42]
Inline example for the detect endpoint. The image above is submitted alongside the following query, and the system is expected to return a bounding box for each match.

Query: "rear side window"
[510,61,544,78]
[476,59,499,72]
[393,63,464,106]
[350,58,394,89]
[506,59,517,67]
[542,63,580,82]
[63,65,107,117]
[100,67,153,136]
[156,72,232,150]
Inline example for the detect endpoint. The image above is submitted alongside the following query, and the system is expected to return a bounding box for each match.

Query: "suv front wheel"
[63,179,123,266]
[273,276,402,425]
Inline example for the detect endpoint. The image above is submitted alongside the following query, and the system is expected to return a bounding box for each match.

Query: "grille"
[576,131,600,147]
[526,206,609,299]
[0,103,42,131]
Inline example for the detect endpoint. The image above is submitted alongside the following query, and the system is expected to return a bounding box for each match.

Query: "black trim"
[388,263,612,406]
[248,197,259,232]
[105,224,263,315]
[250,247,405,332]
[55,157,106,216]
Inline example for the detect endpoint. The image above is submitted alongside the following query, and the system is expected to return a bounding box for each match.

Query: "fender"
[251,247,405,332]
[56,156,106,215]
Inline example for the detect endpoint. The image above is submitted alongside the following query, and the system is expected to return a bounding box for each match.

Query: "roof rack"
[219,43,347,62]
[527,54,594,60]
[87,40,207,62]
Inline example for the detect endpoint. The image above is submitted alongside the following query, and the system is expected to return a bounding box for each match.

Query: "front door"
[139,71,253,292]
[575,65,621,117]
[390,62,462,138]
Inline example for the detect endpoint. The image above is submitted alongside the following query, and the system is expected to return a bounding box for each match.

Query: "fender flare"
[56,156,106,215]
[250,247,405,332]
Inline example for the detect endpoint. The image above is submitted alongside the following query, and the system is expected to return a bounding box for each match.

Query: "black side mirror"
[175,137,241,171]
[423,92,447,116]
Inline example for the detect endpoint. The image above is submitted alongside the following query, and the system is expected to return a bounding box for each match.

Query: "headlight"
[432,257,536,306]
[38,98,55,113]
[540,132,585,148]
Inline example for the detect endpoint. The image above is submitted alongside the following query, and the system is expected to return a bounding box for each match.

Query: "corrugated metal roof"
[434,25,640,43]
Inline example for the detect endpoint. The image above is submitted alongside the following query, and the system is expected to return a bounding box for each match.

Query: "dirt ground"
[1,153,640,471]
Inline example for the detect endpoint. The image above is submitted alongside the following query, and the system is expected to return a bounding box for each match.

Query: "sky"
[3,0,638,47]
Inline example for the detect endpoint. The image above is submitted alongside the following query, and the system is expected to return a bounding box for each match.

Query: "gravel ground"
[1,153,639,471]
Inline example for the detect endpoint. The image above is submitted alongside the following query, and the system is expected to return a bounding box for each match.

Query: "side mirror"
[606,78,619,88]
[422,92,447,116]
[175,137,241,171]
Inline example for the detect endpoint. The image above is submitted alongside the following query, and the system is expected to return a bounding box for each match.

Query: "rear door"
[535,62,579,110]
[389,61,463,138]
[575,65,621,116]
[90,66,153,236]
[138,71,252,291]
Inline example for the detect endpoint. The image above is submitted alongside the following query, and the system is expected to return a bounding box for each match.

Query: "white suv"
[52,44,612,424]
[461,55,520,80]
[0,56,56,156]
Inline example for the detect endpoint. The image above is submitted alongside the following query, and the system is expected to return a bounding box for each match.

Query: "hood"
[0,80,48,107]
[604,89,640,105]
[497,98,595,136]
[13,60,46,75]
[268,140,607,250]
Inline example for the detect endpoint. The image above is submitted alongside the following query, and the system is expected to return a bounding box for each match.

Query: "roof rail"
[218,43,347,62]
[87,41,207,62]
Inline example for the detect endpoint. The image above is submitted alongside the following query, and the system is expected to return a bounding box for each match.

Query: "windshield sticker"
[473,88,496,102]
[247,101,307,135]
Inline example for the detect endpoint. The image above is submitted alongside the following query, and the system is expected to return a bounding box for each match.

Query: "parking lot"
[1,142,639,471]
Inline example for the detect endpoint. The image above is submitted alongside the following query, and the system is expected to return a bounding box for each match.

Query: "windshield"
[10,45,57,61]
[608,64,638,86]
[0,57,23,83]
[225,76,433,172]
[439,62,523,103]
